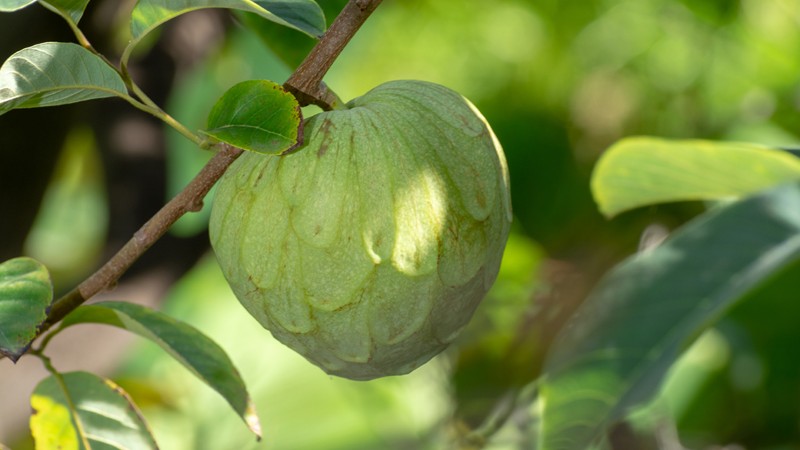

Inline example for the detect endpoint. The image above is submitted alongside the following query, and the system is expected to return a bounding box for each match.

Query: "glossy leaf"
[30,371,158,449]
[0,42,128,115]
[40,0,91,24]
[237,0,346,69]
[538,182,800,450]
[59,301,262,438]
[237,11,315,69]
[128,0,324,55]
[591,137,800,217]
[0,257,52,361]
[254,0,325,36]
[0,0,35,11]
[205,79,302,155]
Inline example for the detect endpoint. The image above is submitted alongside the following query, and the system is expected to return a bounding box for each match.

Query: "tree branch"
[285,0,384,110]
[20,0,385,348]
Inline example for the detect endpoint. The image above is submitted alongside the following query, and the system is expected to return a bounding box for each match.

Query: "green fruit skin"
[210,80,512,380]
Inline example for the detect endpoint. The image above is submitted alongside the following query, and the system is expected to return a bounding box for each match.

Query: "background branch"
[24,0,385,347]
[42,144,241,331]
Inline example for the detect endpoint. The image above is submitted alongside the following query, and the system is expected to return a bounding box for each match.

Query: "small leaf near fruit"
[204,79,303,155]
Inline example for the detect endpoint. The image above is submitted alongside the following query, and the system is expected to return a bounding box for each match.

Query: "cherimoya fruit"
[209,80,512,380]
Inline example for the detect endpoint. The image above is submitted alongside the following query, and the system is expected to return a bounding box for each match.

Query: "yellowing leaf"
[591,137,800,217]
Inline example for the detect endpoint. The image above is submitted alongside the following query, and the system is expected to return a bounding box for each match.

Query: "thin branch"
[285,0,384,110]
[11,0,385,354]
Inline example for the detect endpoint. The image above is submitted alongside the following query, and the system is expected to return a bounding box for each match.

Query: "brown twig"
[285,0,383,110]
[15,0,384,352]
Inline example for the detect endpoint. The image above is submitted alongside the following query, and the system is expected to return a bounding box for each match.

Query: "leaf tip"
[1,347,26,363]
[245,399,263,440]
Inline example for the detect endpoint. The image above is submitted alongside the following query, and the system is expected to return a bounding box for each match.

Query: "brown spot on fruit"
[317,142,329,157]
[476,190,486,209]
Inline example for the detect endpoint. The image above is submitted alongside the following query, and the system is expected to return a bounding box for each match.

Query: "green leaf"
[204,79,302,155]
[40,0,92,24]
[0,257,52,361]
[30,371,158,449]
[0,0,35,11]
[591,137,800,217]
[59,301,262,438]
[251,0,325,37]
[127,0,325,57]
[237,0,345,69]
[0,42,128,115]
[538,182,800,450]
[237,10,316,69]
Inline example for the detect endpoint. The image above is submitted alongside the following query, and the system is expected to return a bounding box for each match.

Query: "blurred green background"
[1,0,799,448]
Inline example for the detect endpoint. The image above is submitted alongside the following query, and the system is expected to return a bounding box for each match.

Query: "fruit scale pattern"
[210,80,512,380]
